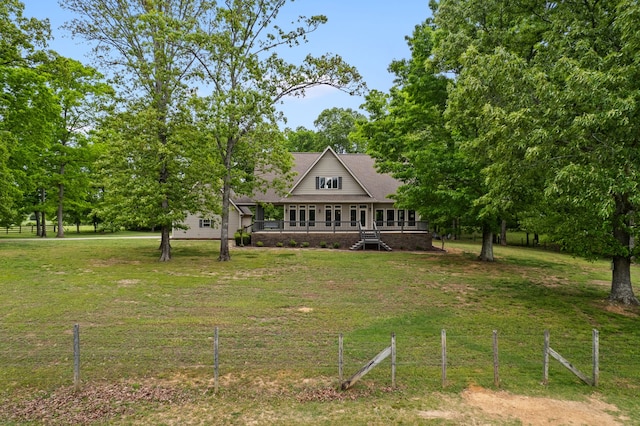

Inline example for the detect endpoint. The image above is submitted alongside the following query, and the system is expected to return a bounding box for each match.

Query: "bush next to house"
[234,230,251,246]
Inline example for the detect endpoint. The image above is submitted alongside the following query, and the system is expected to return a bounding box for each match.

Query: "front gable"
[289,147,372,197]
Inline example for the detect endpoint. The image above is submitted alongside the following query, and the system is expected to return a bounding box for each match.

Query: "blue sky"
[22,0,432,129]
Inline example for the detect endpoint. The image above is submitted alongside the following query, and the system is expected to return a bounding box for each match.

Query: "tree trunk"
[159,225,171,262]
[57,170,65,238]
[41,211,47,238]
[478,224,494,261]
[609,195,638,305]
[500,219,507,246]
[35,211,42,237]
[40,188,47,238]
[218,171,232,262]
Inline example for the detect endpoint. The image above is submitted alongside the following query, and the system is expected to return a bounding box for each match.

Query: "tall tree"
[283,126,321,152]
[190,0,365,261]
[357,22,494,257]
[63,0,215,260]
[38,54,111,237]
[0,0,57,229]
[314,107,366,153]
[431,0,640,304]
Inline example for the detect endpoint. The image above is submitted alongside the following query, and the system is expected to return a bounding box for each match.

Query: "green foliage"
[283,126,322,152]
[430,0,640,302]
[313,107,367,153]
[234,230,251,246]
[94,103,222,232]
[360,22,488,241]
[182,0,365,260]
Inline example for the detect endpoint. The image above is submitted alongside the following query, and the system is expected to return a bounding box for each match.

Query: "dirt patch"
[599,301,639,318]
[460,385,626,425]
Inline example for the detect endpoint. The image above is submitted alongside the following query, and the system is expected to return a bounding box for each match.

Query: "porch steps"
[349,239,392,251]
[349,237,392,251]
[350,224,392,251]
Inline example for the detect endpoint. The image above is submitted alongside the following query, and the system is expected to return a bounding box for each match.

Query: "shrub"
[288,239,297,247]
[276,242,284,247]
[319,241,327,248]
[332,242,340,249]
[234,229,251,246]
[301,242,310,248]
[256,241,264,247]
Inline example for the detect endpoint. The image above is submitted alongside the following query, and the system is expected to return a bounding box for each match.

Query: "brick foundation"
[249,232,433,251]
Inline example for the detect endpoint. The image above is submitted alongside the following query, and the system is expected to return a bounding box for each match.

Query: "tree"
[0,0,57,229]
[65,0,364,262]
[357,22,496,257]
[284,126,321,152]
[430,0,640,304]
[314,107,366,153]
[38,54,111,238]
[63,0,217,260]
[190,0,365,261]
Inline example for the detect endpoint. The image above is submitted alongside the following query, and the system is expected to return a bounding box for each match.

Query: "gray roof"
[235,148,400,205]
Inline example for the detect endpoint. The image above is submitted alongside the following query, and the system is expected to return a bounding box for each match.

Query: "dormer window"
[316,176,342,190]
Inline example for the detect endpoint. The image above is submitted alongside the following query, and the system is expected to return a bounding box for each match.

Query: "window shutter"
[316,176,319,189]
[338,177,343,189]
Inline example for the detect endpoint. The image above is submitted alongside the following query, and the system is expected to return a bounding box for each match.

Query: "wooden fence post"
[441,329,447,388]
[214,327,219,393]
[493,330,500,387]
[543,329,550,385]
[592,329,599,387]
[391,333,396,388]
[73,324,80,391]
[338,333,344,381]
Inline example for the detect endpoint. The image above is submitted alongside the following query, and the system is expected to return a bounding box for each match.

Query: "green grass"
[0,238,638,424]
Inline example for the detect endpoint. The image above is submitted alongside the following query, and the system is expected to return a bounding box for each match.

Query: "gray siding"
[292,154,367,196]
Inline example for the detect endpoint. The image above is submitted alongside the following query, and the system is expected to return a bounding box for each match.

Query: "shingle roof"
[235,148,400,205]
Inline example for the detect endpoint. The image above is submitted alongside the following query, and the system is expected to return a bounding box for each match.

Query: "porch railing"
[252,220,428,233]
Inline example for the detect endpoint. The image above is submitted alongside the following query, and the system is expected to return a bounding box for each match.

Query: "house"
[173,147,433,250]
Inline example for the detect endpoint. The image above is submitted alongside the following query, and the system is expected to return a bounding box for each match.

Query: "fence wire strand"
[1,326,638,390]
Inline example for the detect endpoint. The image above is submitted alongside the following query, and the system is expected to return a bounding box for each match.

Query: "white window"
[199,219,212,228]
[317,176,342,189]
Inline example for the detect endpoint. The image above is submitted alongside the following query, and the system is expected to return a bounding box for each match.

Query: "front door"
[359,205,367,227]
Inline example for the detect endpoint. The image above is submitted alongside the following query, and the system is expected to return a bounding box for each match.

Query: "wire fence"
[1,325,638,392]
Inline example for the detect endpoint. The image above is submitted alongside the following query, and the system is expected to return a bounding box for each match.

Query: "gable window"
[316,176,342,190]
[199,219,212,228]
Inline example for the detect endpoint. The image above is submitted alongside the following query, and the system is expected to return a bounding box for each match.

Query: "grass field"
[0,237,638,424]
